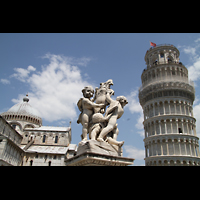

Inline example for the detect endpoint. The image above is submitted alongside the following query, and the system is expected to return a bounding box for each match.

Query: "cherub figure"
[77,86,104,141]
[92,79,114,113]
[97,94,128,146]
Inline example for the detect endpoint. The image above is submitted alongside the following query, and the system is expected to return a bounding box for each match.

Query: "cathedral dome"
[1,94,42,126]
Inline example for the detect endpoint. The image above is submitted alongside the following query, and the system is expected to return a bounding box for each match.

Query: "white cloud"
[195,37,200,43]
[27,65,36,71]
[183,46,196,57]
[137,130,144,137]
[11,54,92,122]
[10,65,36,82]
[124,145,145,160]
[41,54,91,67]
[180,41,200,82]
[126,89,142,114]
[135,113,144,130]
[126,89,144,136]
[1,78,10,85]
[194,95,199,105]
[187,58,200,82]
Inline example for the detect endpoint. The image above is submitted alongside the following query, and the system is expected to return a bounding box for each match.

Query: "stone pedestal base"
[65,151,134,166]
[65,140,134,166]
[77,140,123,156]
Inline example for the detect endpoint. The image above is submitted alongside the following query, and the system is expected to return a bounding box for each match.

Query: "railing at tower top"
[139,76,195,92]
[142,61,183,72]
[146,44,176,52]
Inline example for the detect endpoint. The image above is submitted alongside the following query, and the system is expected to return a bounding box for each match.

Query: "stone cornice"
[65,151,134,166]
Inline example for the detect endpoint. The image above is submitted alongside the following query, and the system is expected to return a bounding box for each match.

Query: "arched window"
[43,135,46,143]
[48,161,51,166]
[172,67,175,75]
[160,53,164,58]
[55,135,58,143]
[167,55,173,63]
[170,160,174,166]
[30,160,33,166]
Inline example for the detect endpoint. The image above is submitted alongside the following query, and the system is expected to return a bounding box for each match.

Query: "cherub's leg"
[97,115,117,142]
[81,113,89,141]
[90,125,101,140]
[97,125,113,142]
[112,126,119,140]
[81,122,88,141]
[106,137,124,147]
[106,127,124,147]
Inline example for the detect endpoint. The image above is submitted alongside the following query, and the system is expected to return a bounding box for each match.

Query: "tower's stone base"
[65,140,134,166]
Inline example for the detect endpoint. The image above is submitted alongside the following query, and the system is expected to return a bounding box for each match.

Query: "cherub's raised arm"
[91,87,98,102]
[105,93,113,104]
[84,98,104,108]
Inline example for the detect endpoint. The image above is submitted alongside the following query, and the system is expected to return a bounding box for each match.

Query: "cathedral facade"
[0,95,77,166]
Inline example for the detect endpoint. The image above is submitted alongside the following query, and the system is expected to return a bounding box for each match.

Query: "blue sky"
[1,33,200,166]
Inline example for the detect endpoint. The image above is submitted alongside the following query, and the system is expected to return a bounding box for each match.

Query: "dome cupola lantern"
[23,94,29,102]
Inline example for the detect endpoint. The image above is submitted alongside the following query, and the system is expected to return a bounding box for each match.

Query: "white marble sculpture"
[77,86,104,141]
[77,79,128,147]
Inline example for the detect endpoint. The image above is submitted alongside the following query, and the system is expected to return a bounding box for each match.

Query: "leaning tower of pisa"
[138,44,200,166]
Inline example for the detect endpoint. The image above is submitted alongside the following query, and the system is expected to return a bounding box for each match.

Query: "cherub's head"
[82,86,94,98]
[116,96,128,108]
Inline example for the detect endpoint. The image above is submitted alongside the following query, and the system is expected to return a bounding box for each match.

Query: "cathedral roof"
[21,144,77,154]
[7,95,39,116]
[25,126,70,132]
[1,94,42,126]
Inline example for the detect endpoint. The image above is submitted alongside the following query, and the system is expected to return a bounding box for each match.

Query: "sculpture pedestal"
[77,140,123,156]
[65,140,134,166]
